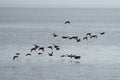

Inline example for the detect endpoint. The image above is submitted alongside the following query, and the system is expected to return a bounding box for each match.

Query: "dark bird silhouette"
[53,33,58,37]
[47,46,53,50]
[39,47,44,52]
[16,53,21,55]
[69,36,78,40]
[38,53,43,55]
[86,33,91,36]
[83,37,88,40]
[73,55,81,59]
[67,54,72,58]
[61,55,66,57]
[56,47,60,50]
[76,38,81,42]
[90,35,97,39]
[64,21,70,24]
[53,44,59,48]
[100,32,105,35]
[48,52,53,56]
[13,56,18,60]
[34,44,39,49]
[53,44,60,50]
[67,54,76,58]
[26,53,31,56]
[70,55,76,58]
[62,36,69,39]
[31,47,37,52]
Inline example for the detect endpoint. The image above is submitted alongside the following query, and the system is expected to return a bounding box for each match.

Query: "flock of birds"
[12,21,105,62]
[13,44,60,60]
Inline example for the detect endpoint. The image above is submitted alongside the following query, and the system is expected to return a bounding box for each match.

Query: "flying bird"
[48,52,53,56]
[13,56,18,60]
[64,21,70,24]
[38,53,43,55]
[47,46,53,50]
[34,44,40,49]
[26,53,31,56]
[76,38,81,42]
[53,33,58,37]
[16,53,21,55]
[39,47,44,52]
[62,36,69,39]
[100,32,105,35]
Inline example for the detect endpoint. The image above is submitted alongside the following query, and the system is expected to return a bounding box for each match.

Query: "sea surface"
[0,8,120,80]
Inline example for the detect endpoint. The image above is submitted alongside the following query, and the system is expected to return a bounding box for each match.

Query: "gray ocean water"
[0,8,120,80]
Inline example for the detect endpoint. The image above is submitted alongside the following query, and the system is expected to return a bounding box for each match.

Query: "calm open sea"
[0,8,120,80]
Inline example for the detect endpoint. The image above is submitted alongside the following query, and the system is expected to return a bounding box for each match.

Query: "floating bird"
[13,56,18,60]
[64,21,70,24]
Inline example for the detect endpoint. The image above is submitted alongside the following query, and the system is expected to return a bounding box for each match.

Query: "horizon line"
[0,6,120,9]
